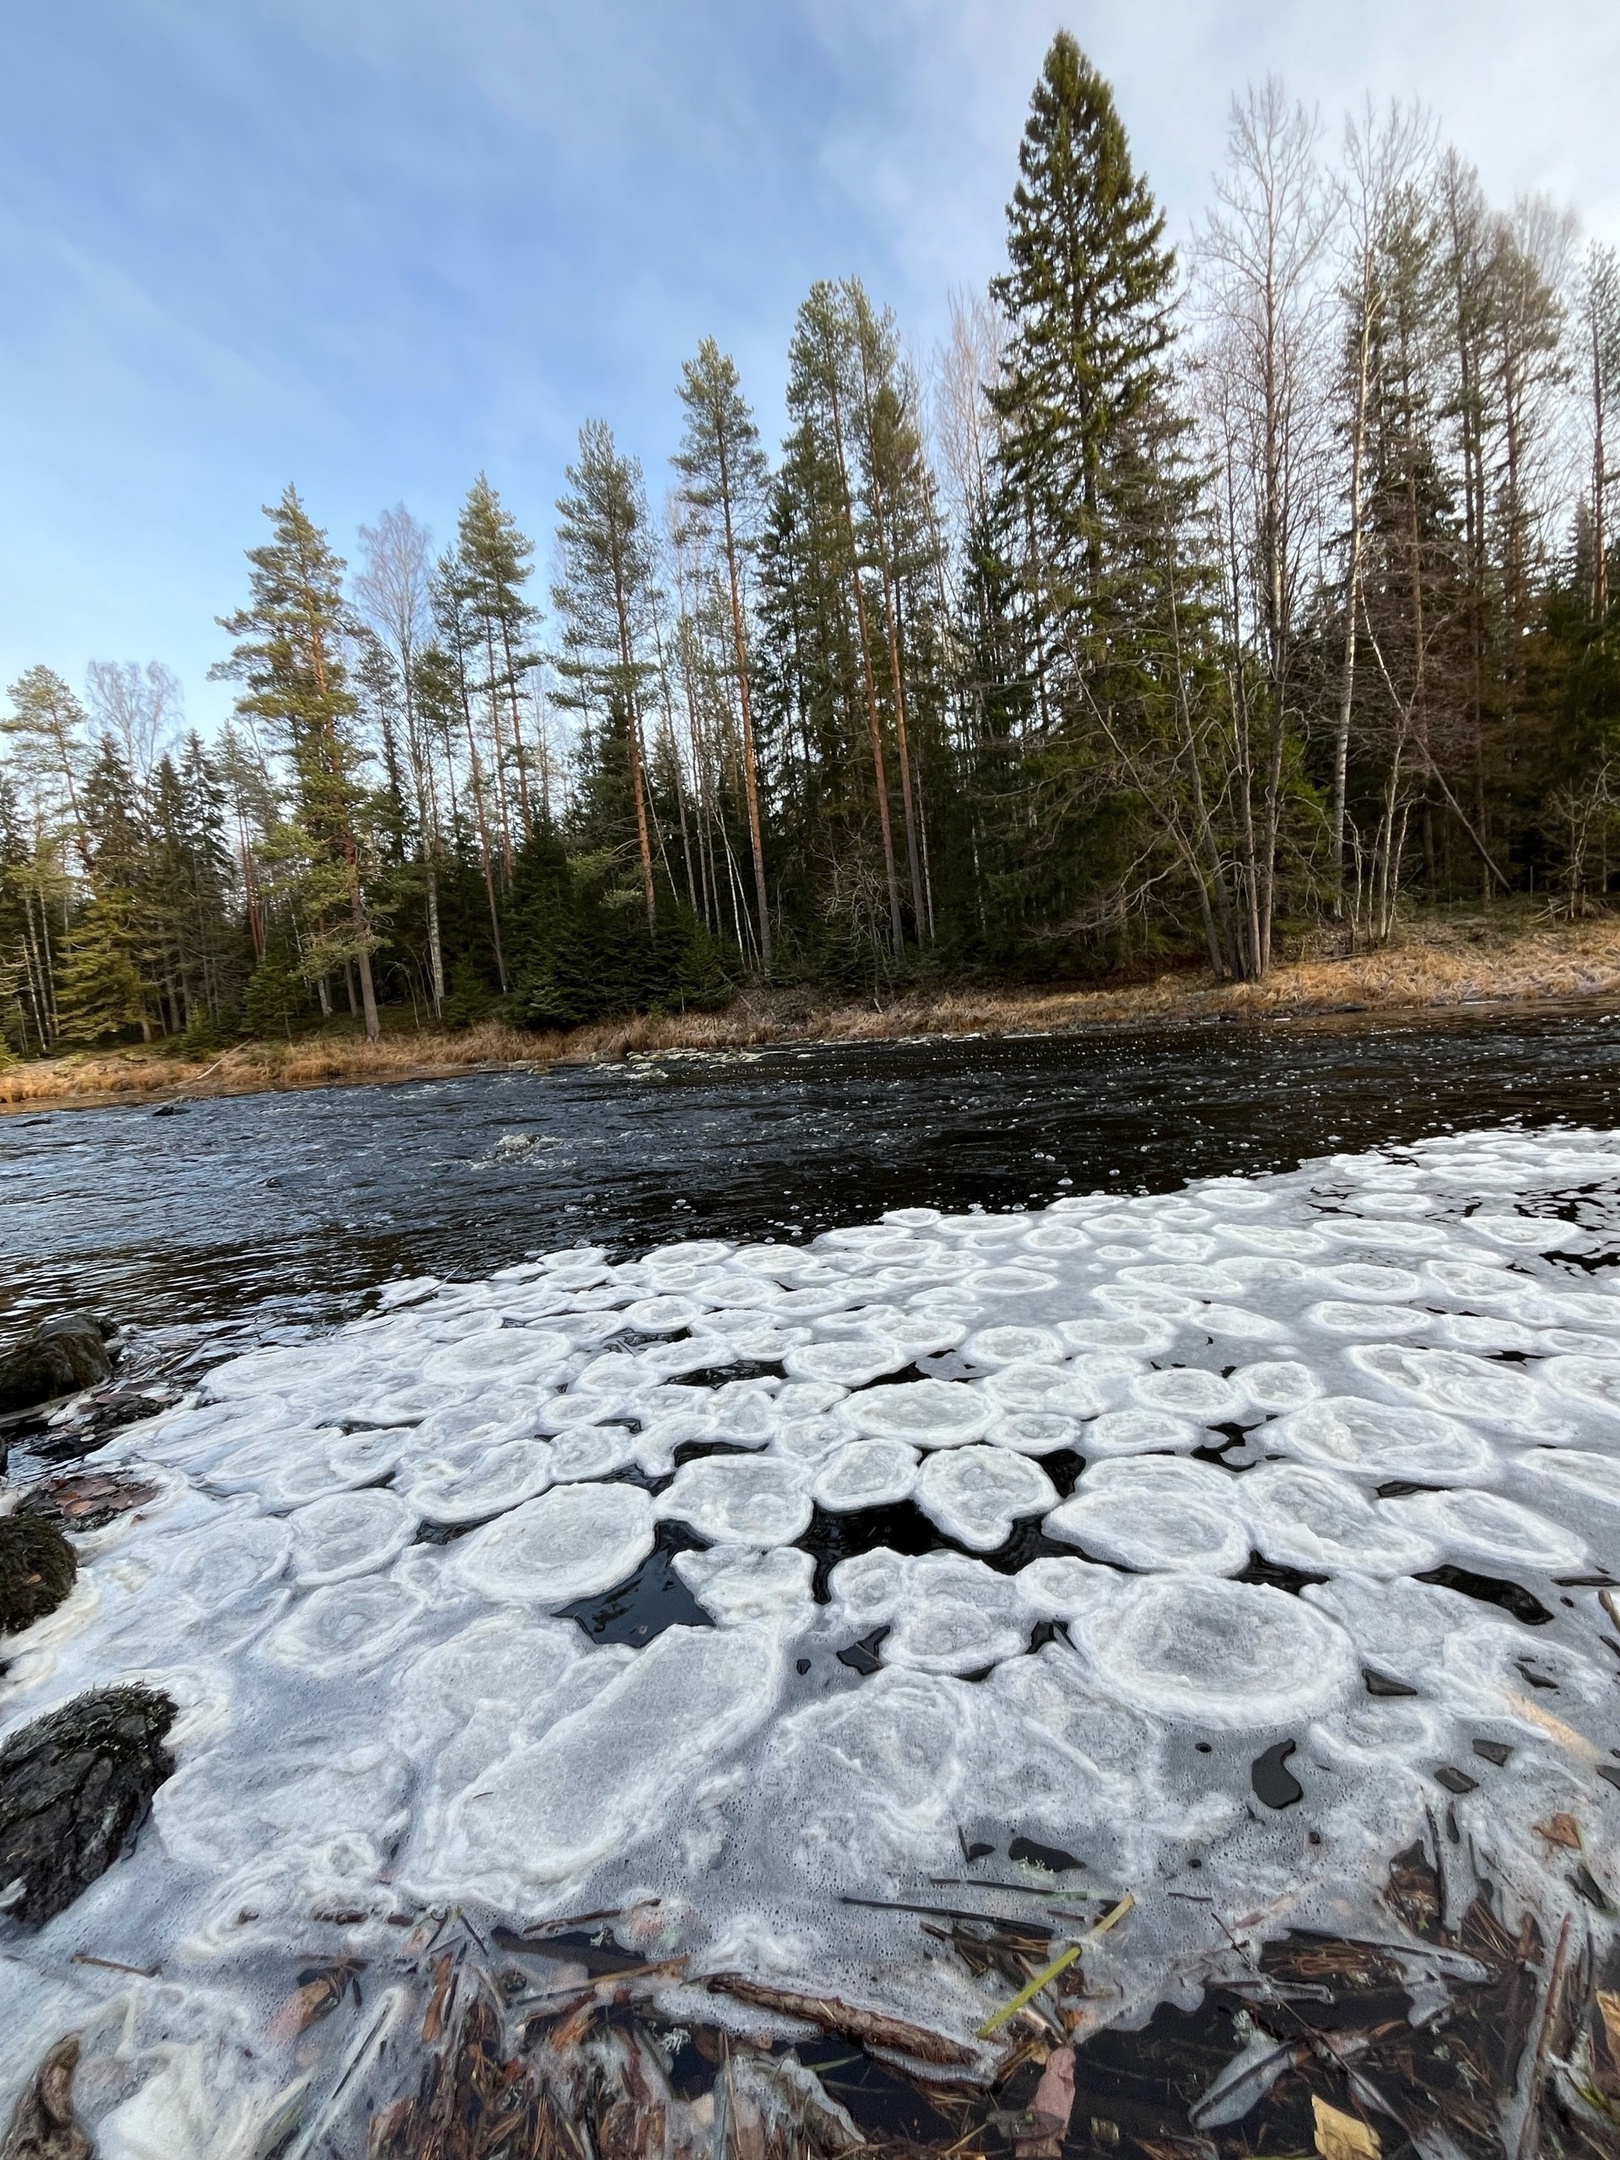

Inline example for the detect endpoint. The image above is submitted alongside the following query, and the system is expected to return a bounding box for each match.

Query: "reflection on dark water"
[2,1008,1617,1347]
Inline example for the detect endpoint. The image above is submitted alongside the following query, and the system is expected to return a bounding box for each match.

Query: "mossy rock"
[0,1515,77,1636]
[0,1685,176,1928]
[0,1314,112,1416]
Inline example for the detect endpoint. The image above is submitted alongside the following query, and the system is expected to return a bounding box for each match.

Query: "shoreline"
[4,912,1619,1112]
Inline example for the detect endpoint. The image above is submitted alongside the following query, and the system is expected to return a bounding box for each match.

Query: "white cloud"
[1,0,1613,728]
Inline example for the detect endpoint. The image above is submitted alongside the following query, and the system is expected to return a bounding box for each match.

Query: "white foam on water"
[7,1124,1620,2139]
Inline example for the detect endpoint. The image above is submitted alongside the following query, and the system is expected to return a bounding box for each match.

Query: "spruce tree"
[990,34,1181,671]
[774,283,906,957]
[213,488,383,1038]
[55,893,147,1045]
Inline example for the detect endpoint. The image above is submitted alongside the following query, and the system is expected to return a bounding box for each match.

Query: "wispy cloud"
[2,0,1614,731]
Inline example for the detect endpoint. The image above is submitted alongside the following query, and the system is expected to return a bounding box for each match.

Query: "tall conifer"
[674,340,773,966]
[213,487,382,1038]
[990,34,1181,679]
[553,424,660,929]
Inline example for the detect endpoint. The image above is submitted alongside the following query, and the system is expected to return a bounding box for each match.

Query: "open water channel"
[4,1006,1619,1344]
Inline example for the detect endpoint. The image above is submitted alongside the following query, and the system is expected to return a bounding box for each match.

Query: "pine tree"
[674,340,774,966]
[552,423,660,928]
[427,559,509,990]
[2,667,91,868]
[456,475,542,841]
[213,487,383,1038]
[772,283,907,957]
[844,280,944,939]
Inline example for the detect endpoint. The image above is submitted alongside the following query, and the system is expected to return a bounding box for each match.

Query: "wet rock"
[19,1383,176,1470]
[0,2035,91,2160]
[0,1516,77,1637]
[0,1318,113,1418]
[18,1469,159,1535]
[0,1686,176,1928]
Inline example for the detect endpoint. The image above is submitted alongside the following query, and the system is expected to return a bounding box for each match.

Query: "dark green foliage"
[2,41,1615,1040]
[243,949,308,1038]
[505,832,731,1027]
[213,488,383,1033]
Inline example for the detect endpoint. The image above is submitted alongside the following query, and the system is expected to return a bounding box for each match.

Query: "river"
[3,1005,1617,1346]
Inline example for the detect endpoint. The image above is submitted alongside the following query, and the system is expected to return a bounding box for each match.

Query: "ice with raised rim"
[913,1445,1057,1551]
[449,1483,655,1605]
[1079,1576,1359,1726]
[7,1121,1620,2141]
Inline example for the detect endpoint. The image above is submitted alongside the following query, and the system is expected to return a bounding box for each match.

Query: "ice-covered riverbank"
[4,1128,1620,2153]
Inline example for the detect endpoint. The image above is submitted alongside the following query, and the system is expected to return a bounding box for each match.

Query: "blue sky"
[4,0,1618,734]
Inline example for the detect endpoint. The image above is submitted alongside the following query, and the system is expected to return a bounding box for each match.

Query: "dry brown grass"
[5,909,1619,1112]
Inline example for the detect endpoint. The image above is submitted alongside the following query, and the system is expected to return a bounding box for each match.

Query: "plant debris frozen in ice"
[5,1128,1620,2152]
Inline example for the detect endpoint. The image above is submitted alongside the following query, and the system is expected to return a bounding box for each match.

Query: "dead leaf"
[1503,1694,1597,1761]
[1014,2044,1076,2159]
[1312,2095,1381,2160]
[1598,1989,1620,2065]
[269,1958,363,2040]
[0,2035,91,2160]
[1534,1813,1583,1850]
[421,1952,454,2044]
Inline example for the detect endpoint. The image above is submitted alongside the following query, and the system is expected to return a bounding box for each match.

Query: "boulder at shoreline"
[0,1686,176,1929]
[0,1316,113,1418]
[0,1515,78,1637]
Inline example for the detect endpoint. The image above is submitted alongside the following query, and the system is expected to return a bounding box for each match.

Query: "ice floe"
[6,1123,1620,2141]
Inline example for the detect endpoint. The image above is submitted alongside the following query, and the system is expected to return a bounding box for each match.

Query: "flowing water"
[4,1007,1619,1345]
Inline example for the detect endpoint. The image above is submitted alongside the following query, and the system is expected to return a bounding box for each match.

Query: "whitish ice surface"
[3,1126,1620,2151]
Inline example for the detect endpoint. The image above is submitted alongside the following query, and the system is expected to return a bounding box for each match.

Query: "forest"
[4,31,1619,1054]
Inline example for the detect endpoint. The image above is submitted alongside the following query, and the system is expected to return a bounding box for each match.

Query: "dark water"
[2,1007,1617,1349]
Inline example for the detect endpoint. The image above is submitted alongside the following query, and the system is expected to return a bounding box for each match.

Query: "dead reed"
[5,911,1619,1112]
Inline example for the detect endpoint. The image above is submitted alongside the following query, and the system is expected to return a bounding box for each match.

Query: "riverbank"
[5,910,1619,1110]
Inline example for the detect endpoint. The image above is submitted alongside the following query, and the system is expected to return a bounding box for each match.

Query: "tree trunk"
[354,907,381,1040]
[609,530,657,933]
[425,860,444,1015]
[1334,276,1372,914]
[828,375,904,957]
[716,434,772,970]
